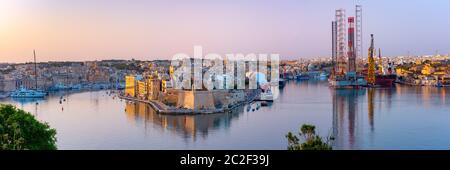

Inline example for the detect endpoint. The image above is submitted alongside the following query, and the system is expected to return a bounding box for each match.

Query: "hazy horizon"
[1,0,450,63]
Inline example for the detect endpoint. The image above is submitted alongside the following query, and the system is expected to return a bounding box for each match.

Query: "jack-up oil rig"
[329,5,396,88]
[329,6,367,88]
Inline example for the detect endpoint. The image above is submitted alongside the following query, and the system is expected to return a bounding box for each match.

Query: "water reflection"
[367,88,375,132]
[11,98,45,105]
[1,81,449,149]
[395,85,448,107]
[124,101,245,141]
[331,89,366,149]
[10,98,46,116]
[331,87,405,149]
[331,86,449,149]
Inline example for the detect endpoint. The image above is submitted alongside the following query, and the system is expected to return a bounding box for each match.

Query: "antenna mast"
[34,50,38,90]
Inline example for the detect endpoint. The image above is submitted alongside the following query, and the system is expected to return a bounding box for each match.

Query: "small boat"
[258,88,274,102]
[10,87,47,98]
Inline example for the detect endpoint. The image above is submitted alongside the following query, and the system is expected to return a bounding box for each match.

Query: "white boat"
[10,87,47,98]
[11,50,47,98]
[259,88,274,102]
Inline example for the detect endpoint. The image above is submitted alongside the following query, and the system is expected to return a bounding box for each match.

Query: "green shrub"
[0,105,57,150]
[286,124,332,150]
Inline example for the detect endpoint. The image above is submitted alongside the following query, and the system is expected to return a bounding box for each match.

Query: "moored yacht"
[10,87,47,98]
[11,50,47,98]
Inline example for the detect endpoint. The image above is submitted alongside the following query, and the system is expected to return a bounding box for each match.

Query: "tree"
[286,124,332,150]
[0,105,57,150]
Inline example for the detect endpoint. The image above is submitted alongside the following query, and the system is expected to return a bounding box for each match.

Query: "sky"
[0,0,449,63]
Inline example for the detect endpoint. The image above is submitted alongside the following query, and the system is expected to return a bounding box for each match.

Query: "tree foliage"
[0,105,57,150]
[286,124,332,150]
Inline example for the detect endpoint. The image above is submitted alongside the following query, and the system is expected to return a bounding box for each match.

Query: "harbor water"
[1,80,449,150]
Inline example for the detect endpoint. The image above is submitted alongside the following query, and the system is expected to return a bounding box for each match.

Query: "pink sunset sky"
[1,0,449,63]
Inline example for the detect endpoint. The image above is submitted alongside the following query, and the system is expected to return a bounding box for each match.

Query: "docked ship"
[375,74,397,87]
[361,34,397,88]
[373,49,396,87]
[10,87,47,98]
[362,67,397,87]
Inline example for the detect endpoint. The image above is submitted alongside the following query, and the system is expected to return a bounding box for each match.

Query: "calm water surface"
[1,80,449,150]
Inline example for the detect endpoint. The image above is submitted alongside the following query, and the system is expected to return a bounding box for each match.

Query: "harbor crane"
[367,34,376,85]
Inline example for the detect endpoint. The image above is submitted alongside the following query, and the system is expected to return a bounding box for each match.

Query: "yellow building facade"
[137,80,147,99]
[125,75,136,97]
[421,64,434,75]
[125,74,164,100]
